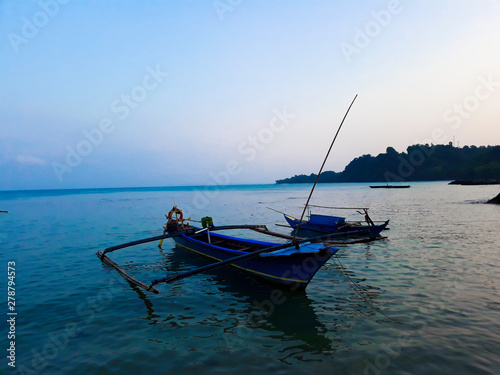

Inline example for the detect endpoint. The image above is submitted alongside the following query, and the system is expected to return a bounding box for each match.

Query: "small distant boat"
[369,184,410,189]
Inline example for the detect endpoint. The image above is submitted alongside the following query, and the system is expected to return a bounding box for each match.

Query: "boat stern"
[256,242,338,289]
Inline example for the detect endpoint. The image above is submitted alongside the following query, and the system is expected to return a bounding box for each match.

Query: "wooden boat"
[97,208,340,293]
[276,205,389,236]
[369,184,410,189]
[97,96,362,293]
[283,213,389,236]
[170,226,338,289]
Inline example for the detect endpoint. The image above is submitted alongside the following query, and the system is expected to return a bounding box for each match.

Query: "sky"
[1,0,499,190]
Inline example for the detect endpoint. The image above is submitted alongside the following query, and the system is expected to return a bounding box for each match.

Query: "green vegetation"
[276,144,500,184]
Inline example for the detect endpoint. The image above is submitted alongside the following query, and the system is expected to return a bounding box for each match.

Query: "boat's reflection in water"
[129,244,336,354]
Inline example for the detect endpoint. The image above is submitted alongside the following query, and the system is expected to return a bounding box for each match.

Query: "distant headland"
[276,143,500,184]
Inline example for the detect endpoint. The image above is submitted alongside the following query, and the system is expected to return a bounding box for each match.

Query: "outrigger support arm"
[100,232,191,257]
[97,251,160,294]
[99,225,267,258]
[96,224,269,294]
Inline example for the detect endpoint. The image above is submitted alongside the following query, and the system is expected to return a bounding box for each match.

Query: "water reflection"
[131,245,335,354]
[123,239,396,366]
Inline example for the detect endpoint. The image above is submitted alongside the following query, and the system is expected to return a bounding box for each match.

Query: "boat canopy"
[308,214,346,226]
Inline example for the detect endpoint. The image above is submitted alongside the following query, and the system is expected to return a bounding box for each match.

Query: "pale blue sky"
[1,0,499,190]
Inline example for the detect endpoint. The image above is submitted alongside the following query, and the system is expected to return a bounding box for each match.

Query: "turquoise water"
[1,182,499,375]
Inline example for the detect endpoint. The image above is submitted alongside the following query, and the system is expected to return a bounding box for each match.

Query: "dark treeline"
[276,143,500,184]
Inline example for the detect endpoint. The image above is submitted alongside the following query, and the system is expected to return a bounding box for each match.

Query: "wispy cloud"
[15,155,47,166]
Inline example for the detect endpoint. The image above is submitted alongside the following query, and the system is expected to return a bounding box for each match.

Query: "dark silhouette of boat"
[369,184,410,189]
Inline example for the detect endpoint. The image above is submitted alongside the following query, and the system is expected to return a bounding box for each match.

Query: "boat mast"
[291,94,358,244]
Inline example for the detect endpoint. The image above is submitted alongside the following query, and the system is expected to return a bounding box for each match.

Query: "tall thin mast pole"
[291,94,358,244]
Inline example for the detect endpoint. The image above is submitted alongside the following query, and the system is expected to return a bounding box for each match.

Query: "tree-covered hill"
[276,144,500,184]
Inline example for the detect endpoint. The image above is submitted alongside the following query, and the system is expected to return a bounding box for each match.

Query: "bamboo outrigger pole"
[291,94,358,244]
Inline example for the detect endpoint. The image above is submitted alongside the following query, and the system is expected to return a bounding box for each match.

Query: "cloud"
[14,155,47,167]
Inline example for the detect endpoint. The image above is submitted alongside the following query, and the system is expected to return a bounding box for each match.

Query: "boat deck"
[190,232,275,253]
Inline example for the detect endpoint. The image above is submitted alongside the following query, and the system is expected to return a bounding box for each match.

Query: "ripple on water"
[3,183,500,375]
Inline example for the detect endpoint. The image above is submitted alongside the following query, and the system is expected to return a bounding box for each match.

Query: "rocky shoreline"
[487,193,500,204]
[449,179,500,186]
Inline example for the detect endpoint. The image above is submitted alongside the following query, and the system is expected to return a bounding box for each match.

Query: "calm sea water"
[1,182,499,375]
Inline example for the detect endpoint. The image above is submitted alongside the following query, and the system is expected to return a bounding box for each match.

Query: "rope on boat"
[333,255,416,328]
[307,204,369,210]
[266,207,287,215]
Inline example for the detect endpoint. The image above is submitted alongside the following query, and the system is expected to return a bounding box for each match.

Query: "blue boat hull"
[171,231,337,289]
[284,214,389,236]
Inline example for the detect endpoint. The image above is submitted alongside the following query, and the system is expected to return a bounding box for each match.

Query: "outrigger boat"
[97,95,373,293]
[165,211,339,289]
[97,207,340,293]
[277,205,389,236]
